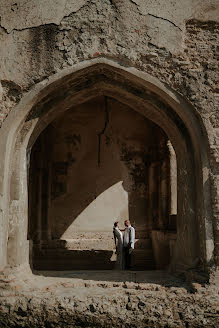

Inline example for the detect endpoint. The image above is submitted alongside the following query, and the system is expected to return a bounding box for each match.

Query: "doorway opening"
[28,96,177,270]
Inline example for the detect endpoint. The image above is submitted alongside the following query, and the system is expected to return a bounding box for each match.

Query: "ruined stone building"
[0,1,218,327]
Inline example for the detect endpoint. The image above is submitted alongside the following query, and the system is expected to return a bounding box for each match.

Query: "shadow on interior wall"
[30,174,139,238]
[29,132,148,241]
[28,96,164,242]
[50,164,150,240]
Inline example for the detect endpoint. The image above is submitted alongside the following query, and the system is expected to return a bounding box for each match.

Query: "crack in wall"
[0,0,183,35]
[0,1,90,34]
[98,96,109,167]
[0,18,59,34]
[129,0,139,7]
[128,0,182,31]
[0,16,9,34]
[147,13,182,31]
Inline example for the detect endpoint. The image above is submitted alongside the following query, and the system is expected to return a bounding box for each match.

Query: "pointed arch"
[0,58,214,272]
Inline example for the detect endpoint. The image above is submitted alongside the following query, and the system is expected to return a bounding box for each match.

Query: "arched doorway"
[28,96,176,270]
[0,59,214,273]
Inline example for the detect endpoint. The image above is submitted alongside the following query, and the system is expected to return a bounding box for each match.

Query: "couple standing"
[113,219,135,270]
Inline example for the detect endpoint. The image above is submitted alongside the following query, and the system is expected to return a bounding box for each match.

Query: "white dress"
[113,227,124,270]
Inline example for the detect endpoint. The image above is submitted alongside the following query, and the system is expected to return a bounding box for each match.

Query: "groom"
[123,220,135,270]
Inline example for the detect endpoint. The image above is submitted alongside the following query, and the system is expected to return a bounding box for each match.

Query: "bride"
[113,221,124,270]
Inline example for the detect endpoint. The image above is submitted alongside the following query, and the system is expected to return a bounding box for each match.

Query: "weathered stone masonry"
[0,0,218,327]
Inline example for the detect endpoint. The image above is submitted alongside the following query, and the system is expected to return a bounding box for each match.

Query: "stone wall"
[0,0,218,268]
[0,1,218,327]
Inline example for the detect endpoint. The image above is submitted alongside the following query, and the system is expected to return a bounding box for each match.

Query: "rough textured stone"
[0,0,218,327]
[0,270,219,328]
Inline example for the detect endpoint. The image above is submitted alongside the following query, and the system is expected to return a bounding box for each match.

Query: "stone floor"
[0,268,219,327]
[33,269,189,287]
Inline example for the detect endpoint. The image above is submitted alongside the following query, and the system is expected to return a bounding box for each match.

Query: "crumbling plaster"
[0,0,218,89]
[0,0,218,151]
[0,0,89,32]
[0,0,218,33]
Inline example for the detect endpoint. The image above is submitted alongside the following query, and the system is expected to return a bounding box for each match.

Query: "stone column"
[148,161,156,230]
[39,129,51,241]
[35,137,43,241]
[155,161,162,229]
[170,150,199,272]
[159,155,169,229]
[46,161,52,240]
[7,130,33,269]
[167,140,177,216]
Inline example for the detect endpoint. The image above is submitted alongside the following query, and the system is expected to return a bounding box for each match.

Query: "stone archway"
[28,95,174,270]
[0,58,214,273]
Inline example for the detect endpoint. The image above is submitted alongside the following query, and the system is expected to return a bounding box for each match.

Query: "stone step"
[132,248,153,257]
[33,249,115,270]
[132,250,154,264]
[34,248,154,259]
[131,261,155,270]
[131,250,155,270]
[33,259,114,271]
[39,238,152,250]
[33,259,155,271]
[33,248,154,271]
[51,230,151,240]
